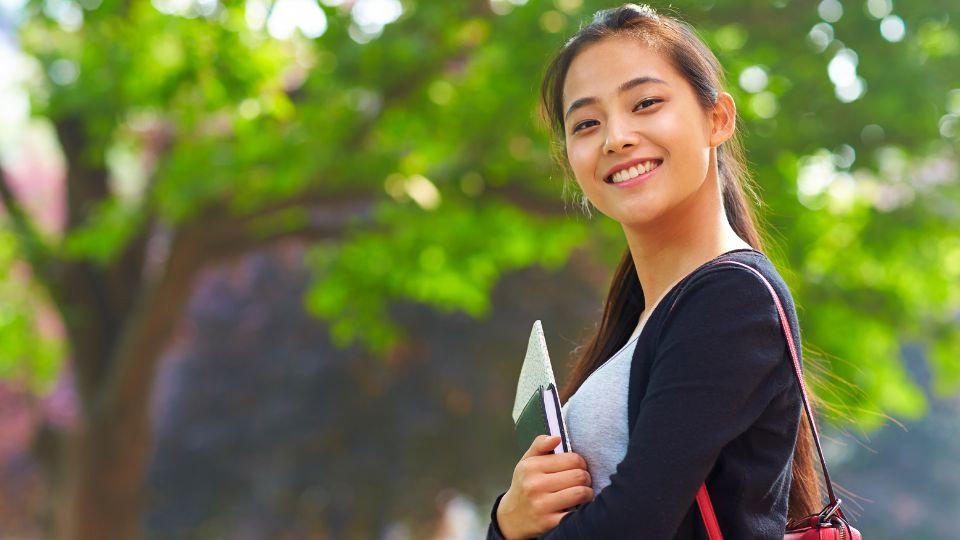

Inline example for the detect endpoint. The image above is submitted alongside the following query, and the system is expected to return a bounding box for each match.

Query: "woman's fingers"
[538,467,593,493]
[543,484,595,510]
[537,452,589,473]
[524,472,593,514]
[501,437,593,536]
[513,464,592,510]
[519,451,588,476]
[522,434,562,458]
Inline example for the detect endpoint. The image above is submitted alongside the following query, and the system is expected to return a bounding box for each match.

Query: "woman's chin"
[602,204,661,229]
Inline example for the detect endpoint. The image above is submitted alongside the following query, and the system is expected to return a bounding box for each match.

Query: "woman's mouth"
[605,160,663,185]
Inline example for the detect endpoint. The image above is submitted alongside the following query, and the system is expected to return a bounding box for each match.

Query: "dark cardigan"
[488,249,804,539]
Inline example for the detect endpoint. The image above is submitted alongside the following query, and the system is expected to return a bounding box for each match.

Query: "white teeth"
[610,161,660,183]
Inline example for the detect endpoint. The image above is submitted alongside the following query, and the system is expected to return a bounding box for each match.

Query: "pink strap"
[692,260,840,540]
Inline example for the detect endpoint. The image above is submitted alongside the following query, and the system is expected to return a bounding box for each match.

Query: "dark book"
[512,321,572,456]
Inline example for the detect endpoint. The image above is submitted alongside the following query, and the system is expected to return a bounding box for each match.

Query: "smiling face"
[562,36,731,228]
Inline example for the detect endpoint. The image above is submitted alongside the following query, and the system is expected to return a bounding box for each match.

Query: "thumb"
[522,435,561,459]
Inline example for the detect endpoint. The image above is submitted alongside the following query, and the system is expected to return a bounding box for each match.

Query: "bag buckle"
[818,498,842,523]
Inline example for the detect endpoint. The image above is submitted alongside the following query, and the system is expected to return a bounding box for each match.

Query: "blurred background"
[0,0,958,538]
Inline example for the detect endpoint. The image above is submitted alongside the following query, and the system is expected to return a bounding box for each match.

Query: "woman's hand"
[495,435,594,539]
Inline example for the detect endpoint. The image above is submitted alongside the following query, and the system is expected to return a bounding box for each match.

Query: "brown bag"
[695,260,863,540]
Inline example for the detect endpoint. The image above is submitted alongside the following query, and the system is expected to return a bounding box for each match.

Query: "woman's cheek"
[568,145,593,185]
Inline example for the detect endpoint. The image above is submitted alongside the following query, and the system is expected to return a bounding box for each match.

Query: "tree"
[0,0,958,537]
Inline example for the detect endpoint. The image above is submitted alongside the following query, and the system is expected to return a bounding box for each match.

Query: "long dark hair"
[540,4,823,521]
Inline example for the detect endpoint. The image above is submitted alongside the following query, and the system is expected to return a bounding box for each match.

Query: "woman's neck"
[622,177,751,310]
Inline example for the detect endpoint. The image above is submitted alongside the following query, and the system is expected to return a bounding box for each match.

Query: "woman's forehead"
[562,37,674,105]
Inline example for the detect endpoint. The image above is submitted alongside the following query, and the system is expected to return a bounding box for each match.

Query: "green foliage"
[4,0,959,431]
[63,197,144,263]
[0,225,63,389]
[306,199,587,351]
[931,330,960,397]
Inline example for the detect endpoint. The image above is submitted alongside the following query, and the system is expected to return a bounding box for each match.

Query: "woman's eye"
[572,119,598,134]
[634,98,662,111]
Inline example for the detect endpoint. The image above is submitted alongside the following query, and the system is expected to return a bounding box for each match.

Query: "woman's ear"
[708,92,737,147]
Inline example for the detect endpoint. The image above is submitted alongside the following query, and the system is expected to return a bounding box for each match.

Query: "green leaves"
[0,226,63,390]
[5,0,959,432]
[62,197,143,263]
[306,199,587,351]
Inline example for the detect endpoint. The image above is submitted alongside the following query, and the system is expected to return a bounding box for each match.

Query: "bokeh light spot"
[880,15,906,43]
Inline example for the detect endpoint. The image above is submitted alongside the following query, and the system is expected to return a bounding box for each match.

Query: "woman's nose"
[603,119,639,154]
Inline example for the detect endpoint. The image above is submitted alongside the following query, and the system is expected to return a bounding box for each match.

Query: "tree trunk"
[59,398,152,540]
[36,199,355,538]
[53,230,203,540]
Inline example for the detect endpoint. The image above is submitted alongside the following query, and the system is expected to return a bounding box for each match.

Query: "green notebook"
[512,321,572,456]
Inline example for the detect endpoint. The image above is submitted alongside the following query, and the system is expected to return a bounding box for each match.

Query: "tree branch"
[50,111,167,408]
[193,191,377,263]
[56,114,111,232]
[95,190,376,414]
[94,224,204,417]
[0,170,56,286]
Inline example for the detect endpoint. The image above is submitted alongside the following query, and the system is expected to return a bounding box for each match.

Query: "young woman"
[488,4,824,539]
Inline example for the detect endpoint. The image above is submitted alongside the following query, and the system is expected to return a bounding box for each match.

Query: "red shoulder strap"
[696,484,723,539]
[694,260,841,539]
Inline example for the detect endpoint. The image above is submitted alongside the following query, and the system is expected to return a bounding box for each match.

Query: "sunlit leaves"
[62,197,143,263]
[712,23,748,52]
[930,332,960,397]
[305,201,587,351]
[916,19,960,59]
[4,0,959,434]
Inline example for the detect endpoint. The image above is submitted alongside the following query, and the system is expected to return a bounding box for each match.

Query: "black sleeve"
[523,267,791,538]
[487,492,508,540]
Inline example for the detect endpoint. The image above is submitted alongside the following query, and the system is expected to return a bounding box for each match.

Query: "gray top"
[561,334,638,494]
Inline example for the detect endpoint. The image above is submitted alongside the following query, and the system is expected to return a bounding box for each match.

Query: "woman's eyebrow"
[564,76,669,122]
